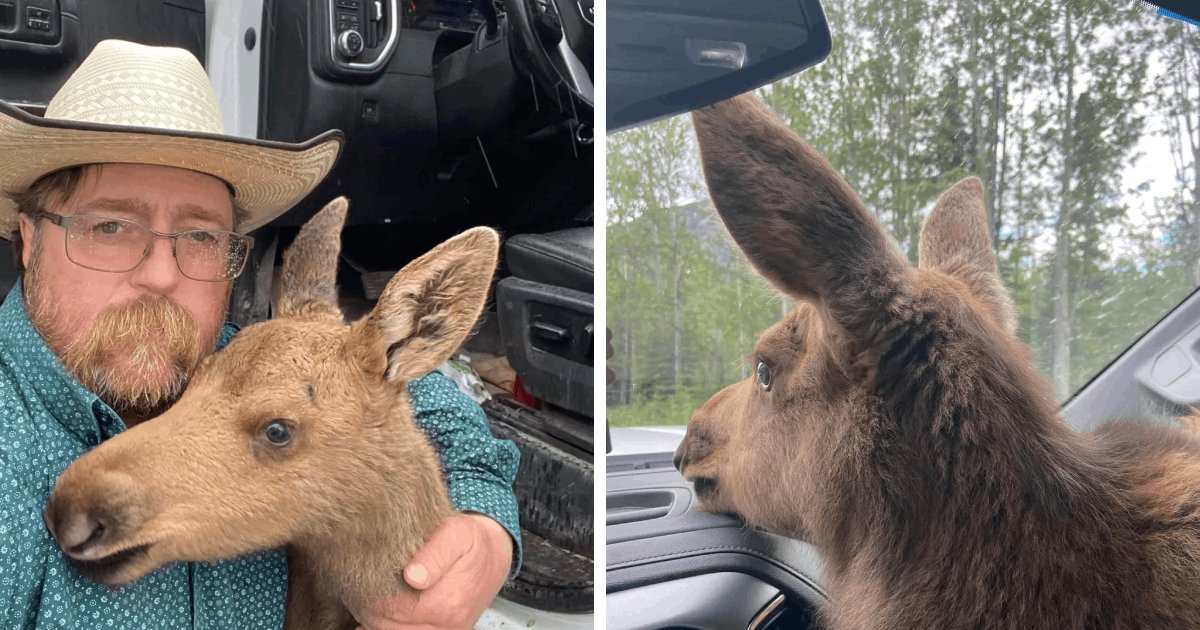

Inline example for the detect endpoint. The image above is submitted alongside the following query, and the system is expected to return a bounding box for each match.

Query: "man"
[0,40,520,629]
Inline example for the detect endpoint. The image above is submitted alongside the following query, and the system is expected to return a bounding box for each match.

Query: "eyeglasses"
[37,212,254,282]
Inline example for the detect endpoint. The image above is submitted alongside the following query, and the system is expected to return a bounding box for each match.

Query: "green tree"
[607,0,1197,426]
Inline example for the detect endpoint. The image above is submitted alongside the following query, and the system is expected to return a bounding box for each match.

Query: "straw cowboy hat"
[0,39,344,237]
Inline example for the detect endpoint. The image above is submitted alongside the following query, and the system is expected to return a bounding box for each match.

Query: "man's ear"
[918,177,1016,333]
[18,213,35,269]
[347,227,500,383]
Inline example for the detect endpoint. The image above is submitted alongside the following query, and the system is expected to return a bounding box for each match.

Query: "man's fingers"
[403,563,432,589]
[403,517,475,590]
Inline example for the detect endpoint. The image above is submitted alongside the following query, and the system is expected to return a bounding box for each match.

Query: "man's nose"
[128,236,182,293]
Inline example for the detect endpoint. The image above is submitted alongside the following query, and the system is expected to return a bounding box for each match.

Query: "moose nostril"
[52,510,109,556]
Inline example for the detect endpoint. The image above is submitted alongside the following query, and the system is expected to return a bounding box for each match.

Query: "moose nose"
[44,501,110,557]
[673,442,687,472]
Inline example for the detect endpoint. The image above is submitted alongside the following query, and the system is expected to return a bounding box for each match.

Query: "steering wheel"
[505,0,594,109]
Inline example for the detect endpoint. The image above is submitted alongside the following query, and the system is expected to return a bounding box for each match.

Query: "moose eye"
[756,361,773,391]
[263,420,293,446]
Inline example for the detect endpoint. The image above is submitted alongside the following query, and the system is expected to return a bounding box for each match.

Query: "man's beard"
[26,255,219,419]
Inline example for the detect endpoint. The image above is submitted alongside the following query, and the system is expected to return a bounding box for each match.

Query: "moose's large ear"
[275,197,348,320]
[348,227,499,383]
[918,177,1016,333]
[692,94,909,340]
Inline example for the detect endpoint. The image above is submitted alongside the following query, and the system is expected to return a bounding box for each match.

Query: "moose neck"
[290,390,454,622]
[821,316,1130,599]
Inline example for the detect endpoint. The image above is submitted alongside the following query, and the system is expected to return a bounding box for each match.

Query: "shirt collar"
[0,280,238,445]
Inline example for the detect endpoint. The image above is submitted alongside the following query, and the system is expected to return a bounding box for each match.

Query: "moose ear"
[275,197,348,320]
[918,177,1016,333]
[692,94,910,342]
[348,227,500,383]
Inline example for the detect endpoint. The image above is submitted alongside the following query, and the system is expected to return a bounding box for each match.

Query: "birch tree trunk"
[1051,5,1075,400]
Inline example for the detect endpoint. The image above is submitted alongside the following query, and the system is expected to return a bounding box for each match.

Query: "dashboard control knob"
[337,29,364,58]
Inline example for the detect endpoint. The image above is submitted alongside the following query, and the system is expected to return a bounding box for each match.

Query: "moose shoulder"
[674,94,1200,630]
[43,197,500,630]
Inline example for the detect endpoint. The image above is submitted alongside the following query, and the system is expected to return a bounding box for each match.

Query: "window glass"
[607,3,1200,425]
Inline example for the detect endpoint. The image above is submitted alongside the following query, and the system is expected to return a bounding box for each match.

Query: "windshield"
[606,2,1200,429]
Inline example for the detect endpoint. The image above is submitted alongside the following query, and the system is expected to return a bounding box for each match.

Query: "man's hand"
[356,513,514,630]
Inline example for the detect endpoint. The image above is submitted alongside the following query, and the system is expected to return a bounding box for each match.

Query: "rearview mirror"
[607,0,832,132]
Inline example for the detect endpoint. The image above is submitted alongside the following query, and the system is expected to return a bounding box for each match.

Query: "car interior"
[606,290,1200,630]
[0,0,593,617]
[604,1,833,625]
[604,1,1200,628]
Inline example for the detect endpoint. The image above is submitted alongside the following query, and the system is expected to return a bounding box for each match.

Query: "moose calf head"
[43,197,498,587]
[674,94,1025,545]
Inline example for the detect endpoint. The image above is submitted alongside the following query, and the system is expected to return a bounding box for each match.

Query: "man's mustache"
[60,295,203,418]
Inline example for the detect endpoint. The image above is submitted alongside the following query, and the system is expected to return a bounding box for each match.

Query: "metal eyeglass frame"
[36,211,254,282]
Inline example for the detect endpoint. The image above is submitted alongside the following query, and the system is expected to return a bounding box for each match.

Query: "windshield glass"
[606,2,1200,429]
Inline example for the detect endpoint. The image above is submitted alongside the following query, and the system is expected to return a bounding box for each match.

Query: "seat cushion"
[505,227,593,293]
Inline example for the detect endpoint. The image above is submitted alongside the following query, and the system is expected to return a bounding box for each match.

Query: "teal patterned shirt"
[0,282,521,629]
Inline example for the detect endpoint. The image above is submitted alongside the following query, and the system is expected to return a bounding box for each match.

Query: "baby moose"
[43,197,499,630]
[674,94,1200,630]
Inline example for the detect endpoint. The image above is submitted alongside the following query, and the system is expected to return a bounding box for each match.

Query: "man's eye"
[187,231,217,243]
[93,221,124,235]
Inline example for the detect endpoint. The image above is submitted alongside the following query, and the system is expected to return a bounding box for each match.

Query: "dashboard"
[606,442,828,630]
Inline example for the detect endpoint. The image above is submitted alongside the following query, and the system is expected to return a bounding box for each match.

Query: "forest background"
[606,1,1200,426]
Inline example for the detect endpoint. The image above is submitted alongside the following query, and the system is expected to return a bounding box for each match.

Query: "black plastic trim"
[606,465,828,617]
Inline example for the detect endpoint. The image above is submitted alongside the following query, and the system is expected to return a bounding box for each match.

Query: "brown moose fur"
[674,94,1200,629]
[44,197,501,630]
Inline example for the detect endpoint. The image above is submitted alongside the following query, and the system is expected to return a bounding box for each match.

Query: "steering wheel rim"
[505,0,594,108]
